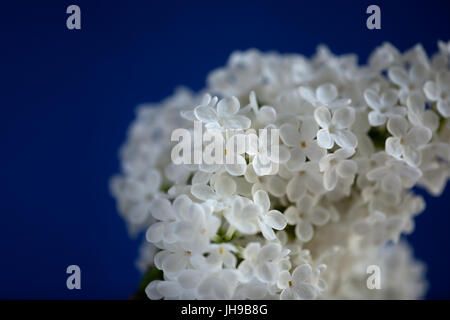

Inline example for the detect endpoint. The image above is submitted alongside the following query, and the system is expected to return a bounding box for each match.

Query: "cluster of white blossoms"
[111,41,450,299]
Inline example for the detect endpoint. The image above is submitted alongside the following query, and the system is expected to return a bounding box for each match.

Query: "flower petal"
[332,106,355,129]
[299,86,317,104]
[191,184,218,201]
[292,264,313,284]
[264,210,288,230]
[423,81,440,101]
[222,115,251,130]
[280,288,298,300]
[314,106,332,129]
[150,198,174,221]
[225,155,247,176]
[178,270,203,290]
[286,175,307,202]
[323,168,338,191]
[406,126,431,147]
[215,175,237,197]
[296,283,318,300]
[146,222,165,243]
[253,189,271,212]
[280,123,301,146]
[317,129,334,149]
[364,89,381,110]
[333,130,358,149]
[194,106,217,123]
[257,106,277,125]
[387,115,408,137]
[437,100,450,118]
[316,83,338,105]
[368,111,387,126]
[336,159,357,178]
[310,207,330,226]
[295,220,314,242]
[388,66,409,87]
[259,220,276,240]
[385,137,403,159]
[286,147,306,171]
[217,96,240,116]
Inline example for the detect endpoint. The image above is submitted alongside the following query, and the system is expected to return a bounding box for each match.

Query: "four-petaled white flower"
[280,119,325,171]
[146,195,220,254]
[424,71,450,117]
[284,196,330,242]
[314,106,358,149]
[300,83,351,108]
[319,148,357,191]
[247,127,290,176]
[406,93,439,132]
[279,264,327,300]
[243,91,277,128]
[252,190,288,240]
[385,115,432,167]
[194,94,251,130]
[238,242,290,285]
[388,65,428,103]
[364,88,406,126]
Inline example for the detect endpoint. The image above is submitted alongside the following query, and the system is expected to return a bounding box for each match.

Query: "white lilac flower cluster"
[111,41,450,300]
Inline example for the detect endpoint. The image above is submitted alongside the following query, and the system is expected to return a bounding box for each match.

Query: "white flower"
[300,83,351,108]
[319,148,357,191]
[146,195,220,254]
[252,190,288,240]
[388,64,428,103]
[152,249,195,277]
[279,264,327,300]
[286,162,324,201]
[424,71,450,117]
[280,119,325,171]
[194,94,251,130]
[385,115,432,167]
[196,269,240,299]
[356,151,390,189]
[284,197,330,242]
[243,91,277,128]
[199,133,248,176]
[418,143,450,196]
[190,173,236,211]
[238,242,290,285]
[314,106,358,149]
[364,88,406,126]
[247,128,290,176]
[406,93,439,131]
[366,159,422,194]
[204,243,238,269]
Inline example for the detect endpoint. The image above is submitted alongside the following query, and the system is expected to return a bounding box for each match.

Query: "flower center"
[301,141,307,148]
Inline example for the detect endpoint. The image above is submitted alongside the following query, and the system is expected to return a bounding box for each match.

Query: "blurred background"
[1,0,449,299]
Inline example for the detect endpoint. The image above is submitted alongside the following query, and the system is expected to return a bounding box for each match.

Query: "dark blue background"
[1,0,449,299]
